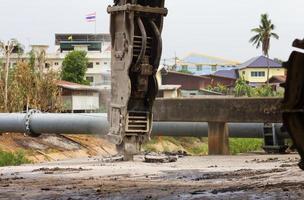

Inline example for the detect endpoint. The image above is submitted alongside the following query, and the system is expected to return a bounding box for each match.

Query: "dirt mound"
[0,133,117,163]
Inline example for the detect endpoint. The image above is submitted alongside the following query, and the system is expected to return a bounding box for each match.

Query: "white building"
[1,33,112,87]
[53,33,111,86]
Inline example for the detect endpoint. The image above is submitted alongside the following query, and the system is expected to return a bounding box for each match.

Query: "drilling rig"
[106,0,304,169]
[107,0,167,160]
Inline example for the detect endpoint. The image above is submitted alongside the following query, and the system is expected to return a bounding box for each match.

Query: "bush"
[234,77,280,97]
[234,78,252,97]
[251,85,274,97]
[0,62,62,112]
[207,84,228,94]
[0,150,31,167]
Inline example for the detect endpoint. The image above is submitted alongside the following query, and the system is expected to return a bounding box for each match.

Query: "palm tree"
[0,39,23,111]
[249,13,279,85]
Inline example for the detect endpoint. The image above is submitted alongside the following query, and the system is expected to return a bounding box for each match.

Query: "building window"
[87,62,94,68]
[96,62,100,65]
[45,63,50,69]
[86,76,94,83]
[196,65,203,71]
[251,71,265,77]
[211,65,217,72]
[104,62,108,65]
[54,62,59,66]
[181,65,188,71]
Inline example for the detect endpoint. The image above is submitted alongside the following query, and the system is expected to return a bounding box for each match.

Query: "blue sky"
[0,0,303,63]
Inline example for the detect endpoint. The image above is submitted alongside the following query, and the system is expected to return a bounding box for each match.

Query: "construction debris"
[144,153,178,163]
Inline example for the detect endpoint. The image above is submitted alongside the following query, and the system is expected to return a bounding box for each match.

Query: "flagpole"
[94,12,97,35]
[94,19,97,35]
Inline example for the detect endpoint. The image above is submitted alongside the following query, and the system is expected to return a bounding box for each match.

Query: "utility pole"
[162,58,167,70]
[173,52,177,71]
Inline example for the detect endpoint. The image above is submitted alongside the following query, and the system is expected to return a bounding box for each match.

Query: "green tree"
[249,13,279,85]
[61,51,89,84]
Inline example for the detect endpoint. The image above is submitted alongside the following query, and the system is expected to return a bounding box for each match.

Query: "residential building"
[1,33,112,87]
[160,69,211,96]
[207,69,239,88]
[57,80,100,113]
[238,56,286,86]
[174,52,240,75]
[54,33,111,86]
[157,85,181,98]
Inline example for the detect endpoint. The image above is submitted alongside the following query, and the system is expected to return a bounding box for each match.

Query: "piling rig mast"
[107,0,167,160]
[283,39,304,170]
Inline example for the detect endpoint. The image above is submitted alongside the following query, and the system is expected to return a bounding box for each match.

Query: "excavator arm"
[107,0,167,160]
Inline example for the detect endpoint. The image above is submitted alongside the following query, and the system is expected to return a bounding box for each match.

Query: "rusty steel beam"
[153,97,282,123]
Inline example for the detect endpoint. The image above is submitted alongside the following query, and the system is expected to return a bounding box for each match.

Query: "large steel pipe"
[152,122,289,138]
[0,113,289,138]
[31,113,109,135]
[0,113,27,133]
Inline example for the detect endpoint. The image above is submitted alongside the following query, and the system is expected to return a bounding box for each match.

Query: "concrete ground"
[0,154,304,200]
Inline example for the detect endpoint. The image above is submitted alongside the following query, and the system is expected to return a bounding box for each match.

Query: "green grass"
[229,138,263,155]
[143,137,263,156]
[188,144,208,155]
[0,149,31,167]
[143,137,209,155]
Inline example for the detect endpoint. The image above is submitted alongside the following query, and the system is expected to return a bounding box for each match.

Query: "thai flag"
[86,12,96,22]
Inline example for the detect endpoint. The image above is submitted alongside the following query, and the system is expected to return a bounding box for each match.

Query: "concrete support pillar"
[208,122,230,155]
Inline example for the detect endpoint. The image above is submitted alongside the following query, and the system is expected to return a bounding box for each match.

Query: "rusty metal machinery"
[283,38,304,170]
[105,1,304,168]
[107,0,167,160]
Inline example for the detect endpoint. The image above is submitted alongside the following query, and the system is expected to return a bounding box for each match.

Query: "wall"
[180,90,200,97]
[62,96,73,111]
[163,89,179,98]
[72,93,99,111]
